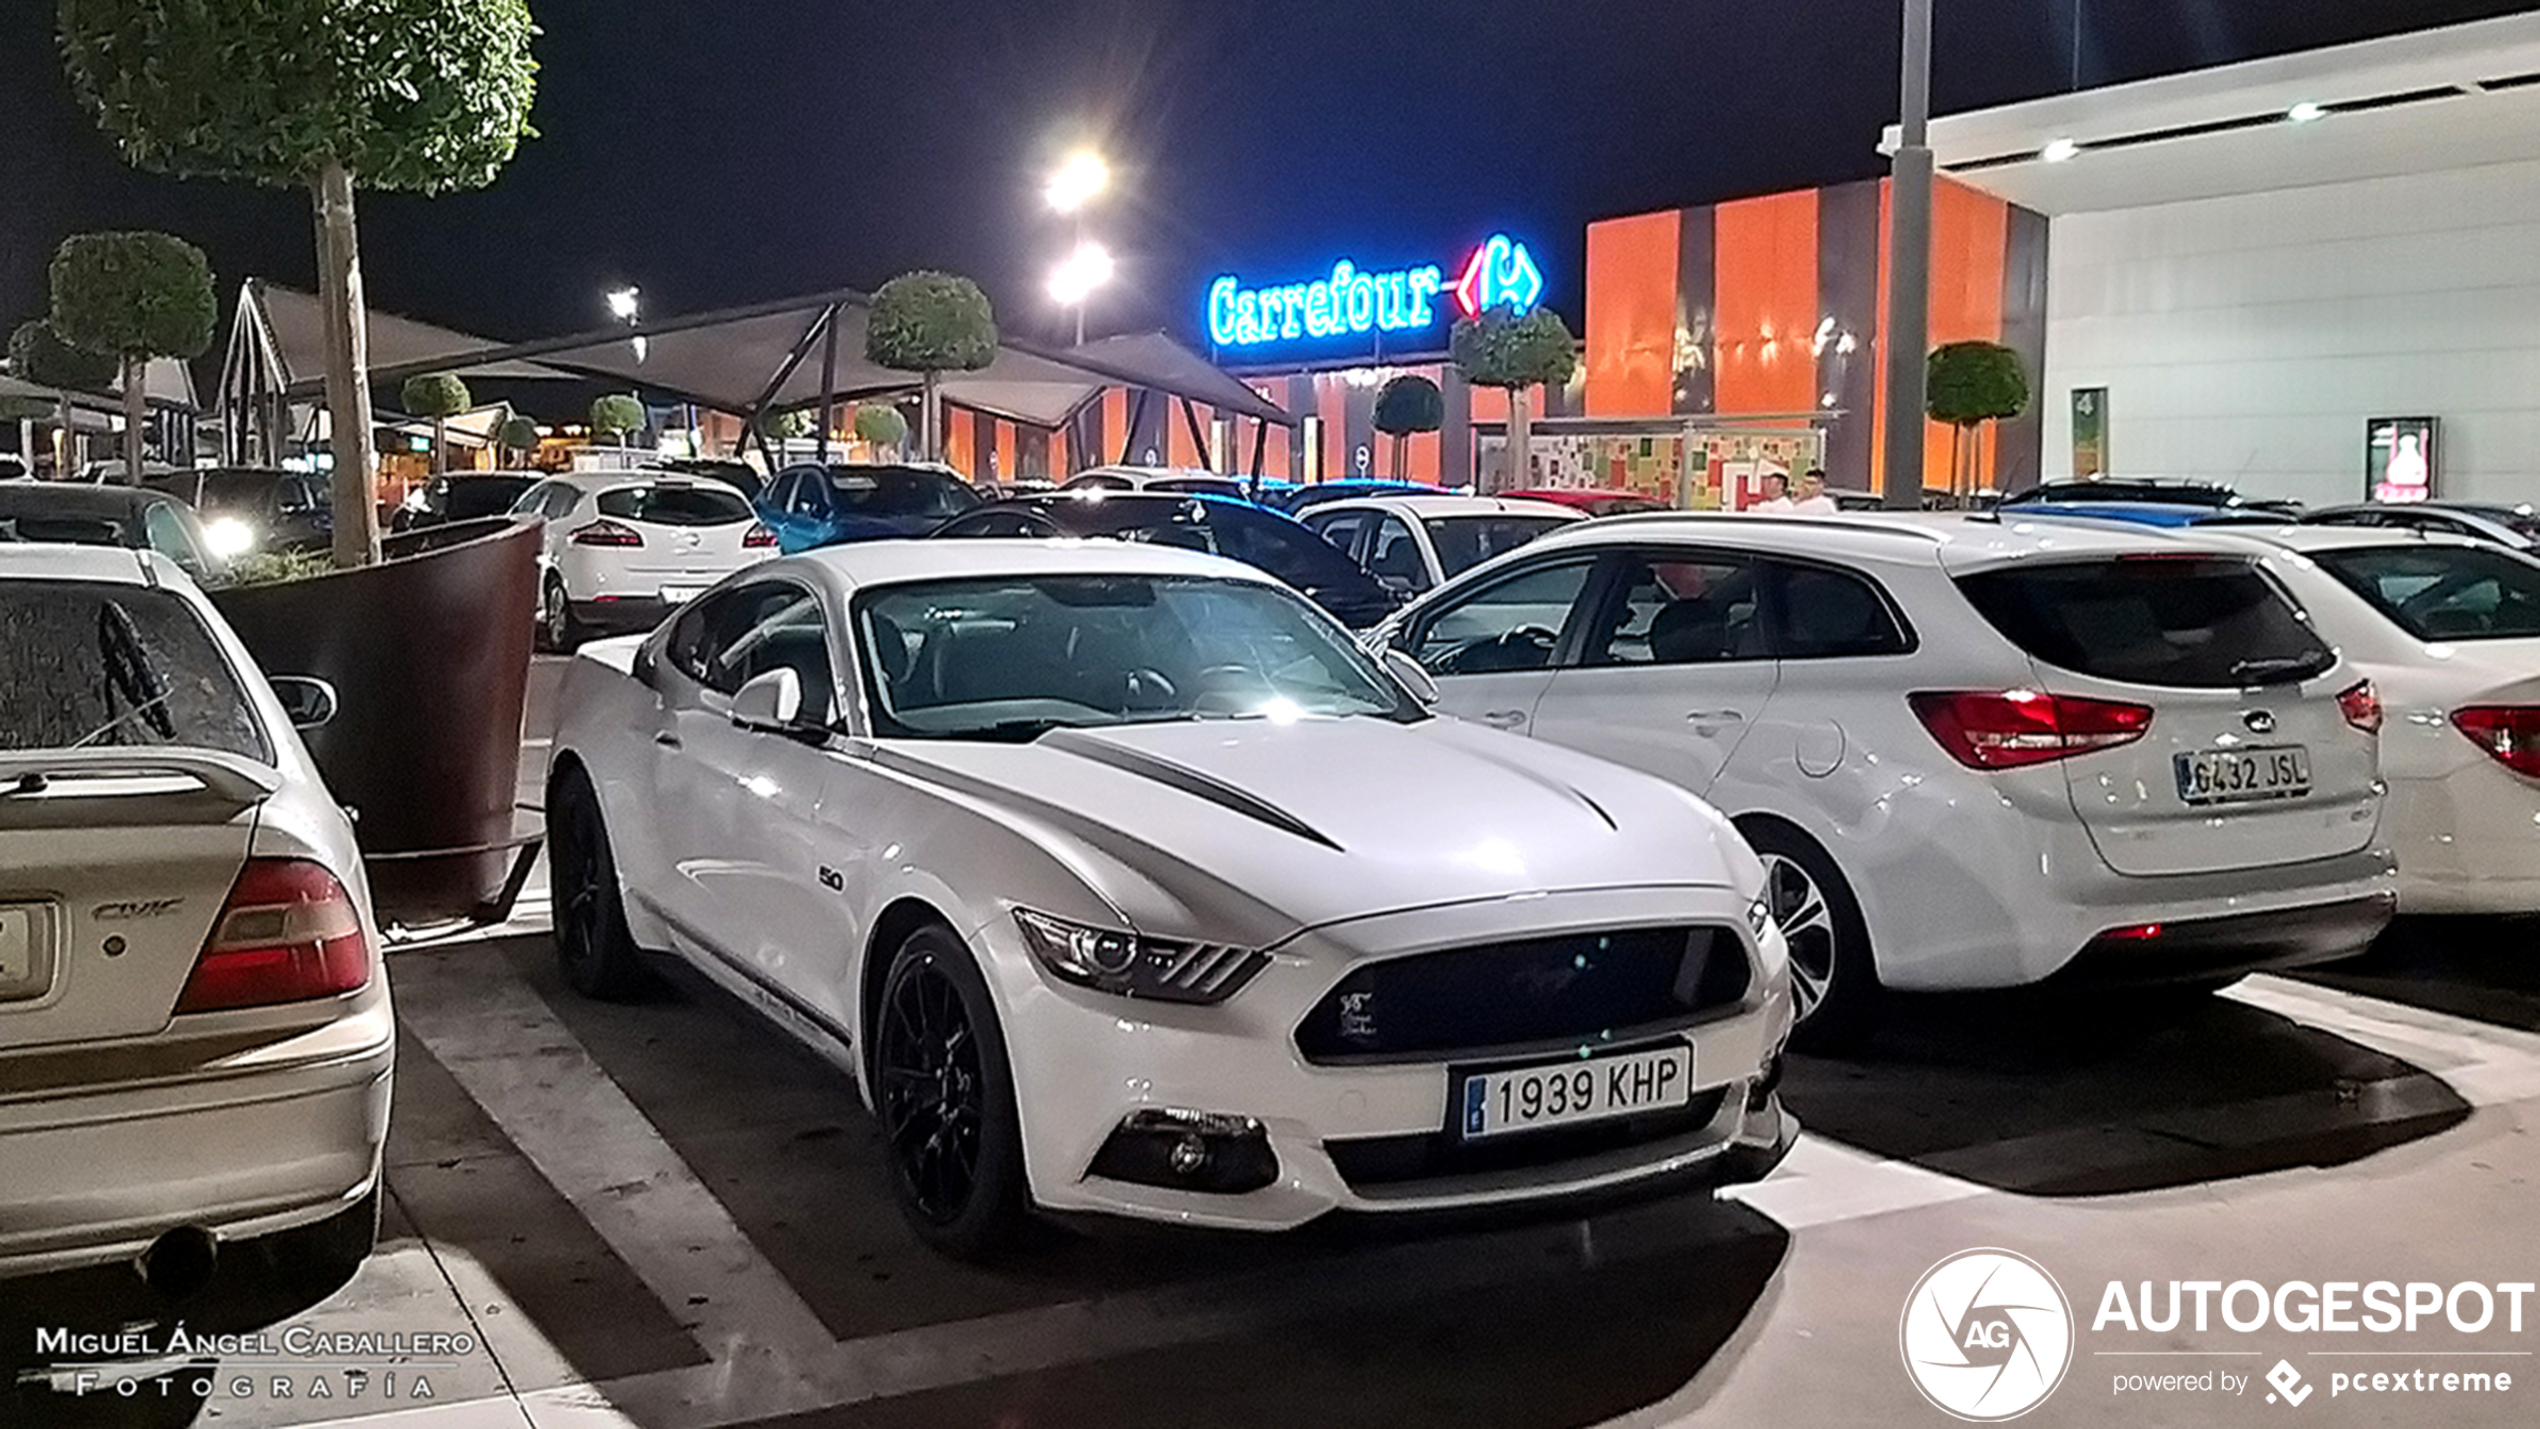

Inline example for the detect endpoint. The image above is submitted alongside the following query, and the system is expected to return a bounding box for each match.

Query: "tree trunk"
[1498,385,1534,494]
[56,395,74,478]
[314,160,382,569]
[1390,432,1407,481]
[922,371,942,463]
[432,415,448,475]
[121,354,147,485]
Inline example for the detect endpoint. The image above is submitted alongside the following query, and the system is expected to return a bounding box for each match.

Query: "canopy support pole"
[815,312,839,463]
[1179,397,1212,471]
[1120,388,1151,464]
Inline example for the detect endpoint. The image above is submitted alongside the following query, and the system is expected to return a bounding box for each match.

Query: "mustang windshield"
[857,574,1419,740]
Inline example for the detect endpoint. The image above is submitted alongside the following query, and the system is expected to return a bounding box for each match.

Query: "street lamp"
[605,286,640,323]
[1048,241,1114,347]
[1043,150,1109,215]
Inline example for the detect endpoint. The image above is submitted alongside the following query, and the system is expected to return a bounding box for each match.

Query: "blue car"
[2002,500,2298,531]
[755,463,985,553]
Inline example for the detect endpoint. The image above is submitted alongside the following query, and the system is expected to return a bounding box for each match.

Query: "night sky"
[3,0,2534,412]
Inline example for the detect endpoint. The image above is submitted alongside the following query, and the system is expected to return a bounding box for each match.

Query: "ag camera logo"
[1901,1248,2076,1420]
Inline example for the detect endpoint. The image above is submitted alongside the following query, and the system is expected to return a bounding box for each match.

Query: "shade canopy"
[249,281,571,386]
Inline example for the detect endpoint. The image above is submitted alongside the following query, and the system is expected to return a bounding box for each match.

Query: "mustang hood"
[869,715,1747,940]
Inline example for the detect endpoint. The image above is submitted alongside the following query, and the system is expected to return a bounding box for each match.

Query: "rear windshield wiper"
[2231,654,2329,686]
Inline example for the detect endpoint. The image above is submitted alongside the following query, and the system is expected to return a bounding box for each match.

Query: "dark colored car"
[1998,478,2303,517]
[1269,480,1448,515]
[1999,500,2296,530]
[145,467,334,555]
[655,457,767,501]
[0,482,223,582]
[756,463,983,553]
[932,491,1398,628]
[2302,500,2540,551]
[391,471,543,532]
[1500,487,1673,518]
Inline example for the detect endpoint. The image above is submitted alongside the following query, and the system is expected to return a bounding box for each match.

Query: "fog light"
[1088,1108,1277,1194]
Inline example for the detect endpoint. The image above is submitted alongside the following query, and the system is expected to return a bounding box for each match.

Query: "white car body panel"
[0,547,390,1279]
[550,542,1793,1229]
[1301,495,1583,594]
[517,471,770,625]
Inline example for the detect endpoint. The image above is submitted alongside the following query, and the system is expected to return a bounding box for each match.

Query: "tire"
[1743,821,1881,1053]
[546,766,647,1000]
[870,926,1029,1259]
[539,573,582,654]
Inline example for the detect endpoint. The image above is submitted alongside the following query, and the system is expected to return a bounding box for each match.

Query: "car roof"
[1302,494,1581,519]
[548,469,749,497]
[0,541,161,584]
[0,482,160,517]
[767,536,1277,593]
[2209,523,2493,556]
[1511,509,2280,572]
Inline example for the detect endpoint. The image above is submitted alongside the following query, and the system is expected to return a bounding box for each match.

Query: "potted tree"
[497,414,542,468]
[1451,305,1577,493]
[866,272,996,462]
[590,393,647,451]
[46,232,216,484]
[1372,374,1444,481]
[8,320,118,473]
[1926,340,2031,500]
[59,2,543,927]
[400,372,472,475]
[854,402,910,460]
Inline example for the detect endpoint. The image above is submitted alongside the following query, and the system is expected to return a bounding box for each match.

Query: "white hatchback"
[1374,512,2398,1045]
[512,470,776,650]
[1301,494,1583,600]
[0,546,391,1292]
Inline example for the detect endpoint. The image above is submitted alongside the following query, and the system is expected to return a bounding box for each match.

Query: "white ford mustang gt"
[546,540,1795,1255]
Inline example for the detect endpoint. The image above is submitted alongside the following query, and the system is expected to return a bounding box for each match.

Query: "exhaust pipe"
[135,1226,218,1300]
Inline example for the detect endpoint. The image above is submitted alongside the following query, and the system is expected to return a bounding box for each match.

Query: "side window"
[508,482,551,518]
[1365,516,1431,594]
[698,582,838,725]
[543,485,582,521]
[787,475,828,518]
[141,501,205,573]
[272,479,309,515]
[1579,552,1761,666]
[662,594,724,686]
[1406,559,1595,676]
[1766,561,1912,658]
[1305,510,1366,557]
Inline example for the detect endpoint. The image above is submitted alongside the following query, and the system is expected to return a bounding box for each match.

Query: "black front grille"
[1294,926,1749,1066]
[1326,1087,1730,1189]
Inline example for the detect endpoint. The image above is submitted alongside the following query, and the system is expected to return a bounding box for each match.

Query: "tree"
[60,0,538,556]
[497,414,541,465]
[47,232,216,483]
[1451,306,1576,492]
[1371,374,1444,481]
[866,272,996,462]
[590,394,647,447]
[10,319,118,472]
[853,402,909,457]
[399,372,471,474]
[1926,340,2030,498]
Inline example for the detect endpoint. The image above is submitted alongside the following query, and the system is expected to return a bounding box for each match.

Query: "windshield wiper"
[2232,654,2328,685]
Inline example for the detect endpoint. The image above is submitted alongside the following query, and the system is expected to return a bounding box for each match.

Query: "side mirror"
[270,675,339,730]
[730,667,804,733]
[1379,648,1440,707]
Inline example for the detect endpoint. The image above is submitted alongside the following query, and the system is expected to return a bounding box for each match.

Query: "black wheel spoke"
[876,955,989,1226]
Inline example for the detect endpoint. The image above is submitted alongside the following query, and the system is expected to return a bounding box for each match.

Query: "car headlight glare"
[1746,896,1774,938]
[1013,908,1268,1005]
[203,516,258,559]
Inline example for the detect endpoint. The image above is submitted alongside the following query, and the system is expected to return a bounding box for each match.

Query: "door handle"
[1686,709,1745,724]
[654,730,683,749]
[1479,709,1529,730]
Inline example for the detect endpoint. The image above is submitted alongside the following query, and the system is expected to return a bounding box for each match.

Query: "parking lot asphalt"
[9,655,2540,1429]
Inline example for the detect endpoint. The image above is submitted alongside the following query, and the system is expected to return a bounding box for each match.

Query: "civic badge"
[2242,709,2277,734]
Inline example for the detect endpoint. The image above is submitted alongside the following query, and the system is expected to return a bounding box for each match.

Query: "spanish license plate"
[2175,745,2312,805]
[1458,1043,1694,1141]
[0,902,58,1002]
[659,584,707,604]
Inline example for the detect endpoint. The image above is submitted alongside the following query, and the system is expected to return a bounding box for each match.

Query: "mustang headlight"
[1013,908,1269,1005]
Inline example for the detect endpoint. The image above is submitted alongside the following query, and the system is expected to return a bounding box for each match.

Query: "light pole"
[1882,0,1934,510]
[1044,150,1109,344]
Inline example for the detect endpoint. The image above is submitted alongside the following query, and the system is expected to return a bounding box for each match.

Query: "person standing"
[1749,471,1795,512]
[1791,469,1840,515]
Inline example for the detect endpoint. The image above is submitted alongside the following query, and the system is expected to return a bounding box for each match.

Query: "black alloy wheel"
[546,767,645,999]
[539,574,580,653]
[872,927,1027,1258]
[1744,822,1880,1052]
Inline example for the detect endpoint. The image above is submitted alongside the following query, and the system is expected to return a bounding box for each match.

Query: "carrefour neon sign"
[1206,233,1543,350]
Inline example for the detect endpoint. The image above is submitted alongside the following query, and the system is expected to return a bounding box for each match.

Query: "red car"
[1500,487,1673,518]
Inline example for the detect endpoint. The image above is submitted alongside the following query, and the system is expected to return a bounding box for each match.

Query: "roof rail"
[1586,510,1959,545]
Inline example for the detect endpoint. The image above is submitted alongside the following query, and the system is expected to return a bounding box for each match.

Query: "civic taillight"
[743,522,778,548]
[174,859,371,1013]
[569,519,644,548]
[1908,689,2154,770]
[2337,679,2383,735]
[2452,706,2540,779]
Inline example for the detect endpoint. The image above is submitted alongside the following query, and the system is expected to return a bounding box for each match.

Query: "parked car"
[1501,487,1674,518]
[1266,480,1450,515]
[1372,512,2396,1045]
[1999,477,2303,517]
[932,491,1398,628]
[510,471,776,651]
[2302,500,2540,552]
[654,457,767,502]
[543,538,1795,1254]
[0,544,390,1294]
[1061,465,1253,501]
[756,463,983,553]
[1301,494,1582,599]
[390,471,542,533]
[146,467,333,558]
[0,480,223,583]
[2004,500,2293,530]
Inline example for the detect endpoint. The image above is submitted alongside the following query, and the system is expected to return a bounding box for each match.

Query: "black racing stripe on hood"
[1038,728,1343,852]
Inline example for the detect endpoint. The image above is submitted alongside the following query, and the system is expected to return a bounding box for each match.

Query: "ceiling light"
[2040,138,2081,163]
[2287,101,2328,123]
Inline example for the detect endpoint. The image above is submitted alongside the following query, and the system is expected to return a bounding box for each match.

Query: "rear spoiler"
[0,747,283,806]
